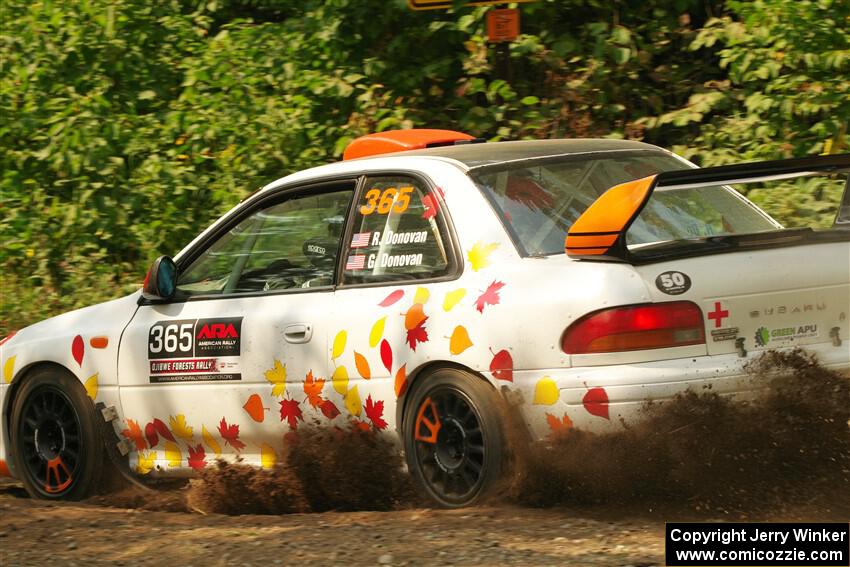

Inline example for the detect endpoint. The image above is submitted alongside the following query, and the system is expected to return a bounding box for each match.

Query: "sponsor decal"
[754,324,819,347]
[707,302,730,328]
[711,327,739,342]
[305,243,326,255]
[655,271,691,295]
[748,302,827,318]
[147,317,242,382]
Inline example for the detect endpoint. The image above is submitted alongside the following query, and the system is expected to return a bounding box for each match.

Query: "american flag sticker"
[350,232,371,248]
[345,255,366,271]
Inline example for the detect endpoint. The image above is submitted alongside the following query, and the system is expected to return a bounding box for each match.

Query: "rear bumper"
[511,343,849,440]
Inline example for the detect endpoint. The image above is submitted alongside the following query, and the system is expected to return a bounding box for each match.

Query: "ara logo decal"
[148,317,243,382]
[195,317,242,357]
[197,322,239,339]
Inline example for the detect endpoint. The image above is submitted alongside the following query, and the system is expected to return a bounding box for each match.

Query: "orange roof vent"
[343,129,477,160]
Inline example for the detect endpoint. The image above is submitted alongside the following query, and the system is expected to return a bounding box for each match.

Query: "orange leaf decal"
[474,280,505,313]
[354,351,371,380]
[320,399,341,420]
[303,370,326,408]
[351,419,371,432]
[380,339,393,373]
[187,444,207,471]
[545,413,573,434]
[243,394,268,423]
[121,419,147,451]
[279,398,304,430]
[404,303,427,330]
[217,417,246,451]
[449,325,473,355]
[394,364,408,397]
[364,395,388,430]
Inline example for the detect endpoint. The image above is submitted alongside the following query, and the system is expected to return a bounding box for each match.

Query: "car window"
[176,188,353,296]
[340,176,452,284]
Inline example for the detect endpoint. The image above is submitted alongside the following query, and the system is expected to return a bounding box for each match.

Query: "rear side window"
[341,176,453,284]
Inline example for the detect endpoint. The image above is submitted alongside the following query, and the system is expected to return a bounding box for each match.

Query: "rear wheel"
[10,367,103,500]
[402,368,504,507]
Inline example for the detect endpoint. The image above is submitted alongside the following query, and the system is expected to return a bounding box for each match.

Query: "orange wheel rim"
[414,397,441,444]
[44,456,73,494]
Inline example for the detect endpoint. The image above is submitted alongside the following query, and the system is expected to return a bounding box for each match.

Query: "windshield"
[470,151,778,256]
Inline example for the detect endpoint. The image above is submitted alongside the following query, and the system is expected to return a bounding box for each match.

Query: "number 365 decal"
[359,186,414,215]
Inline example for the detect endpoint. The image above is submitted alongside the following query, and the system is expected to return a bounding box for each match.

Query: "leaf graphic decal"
[369,317,386,348]
[279,398,303,430]
[533,377,559,405]
[243,394,268,423]
[71,335,84,366]
[489,348,513,382]
[344,386,362,417]
[152,418,175,442]
[121,419,147,451]
[3,355,15,383]
[546,413,573,434]
[354,352,371,379]
[202,425,222,457]
[364,395,388,430]
[583,387,610,420]
[84,373,98,401]
[380,339,393,373]
[378,289,404,307]
[394,364,408,398]
[217,417,246,451]
[136,451,155,475]
[303,370,326,408]
[332,330,347,359]
[260,443,276,469]
[320,399,340,420]
[264,359,287,397]
[164,441,182,467]
[187,444,207,471]
[413,287,430,305]
[474,280,505,313]
[449,325,473,355]
[404,304,429,351]
[332,365,349,395]
[442,289,466,312]
[467,242,499,272]
[144,423,158,448]
[169,414,194,442]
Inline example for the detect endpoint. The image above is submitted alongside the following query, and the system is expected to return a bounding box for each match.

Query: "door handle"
[283,324,313,344]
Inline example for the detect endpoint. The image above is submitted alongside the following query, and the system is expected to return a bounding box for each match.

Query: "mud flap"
[95,402,153,492]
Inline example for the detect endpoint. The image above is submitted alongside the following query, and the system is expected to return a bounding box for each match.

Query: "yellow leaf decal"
[332,330,347,359]
[136,451,156,475]
[83,373,98,401]
[3,355,15,383]
[413,287,430,305]
[164,441,182,467]
[534,377,559,405]
[467,241,499,272]
[260,443,276,469]
[169,414,194,442]
[449,325,473,355]
[369,317,386,348]
[354,351,371,380]
[264,359,287,397]
[332,365,349,396]
[344,385,362,417]
[442,289,466,311]
[202,425,222,457]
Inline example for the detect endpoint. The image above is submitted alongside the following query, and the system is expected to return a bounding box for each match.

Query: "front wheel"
[10,367,104,500]
[402,368,504,507]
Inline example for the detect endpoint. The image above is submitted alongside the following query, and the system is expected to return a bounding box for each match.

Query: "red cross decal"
[707,301,729,328]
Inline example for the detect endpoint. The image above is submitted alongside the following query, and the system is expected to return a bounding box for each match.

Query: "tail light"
[562,301,705,354]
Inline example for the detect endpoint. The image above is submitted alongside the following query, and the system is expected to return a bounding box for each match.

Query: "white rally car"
[1,130,848,507]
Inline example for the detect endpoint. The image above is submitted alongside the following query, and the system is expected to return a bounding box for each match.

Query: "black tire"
[9,367,104,500]
[402,368,504,507]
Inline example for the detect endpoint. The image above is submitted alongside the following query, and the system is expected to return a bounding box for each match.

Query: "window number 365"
[359,186,414,216]
[149,323,193,354]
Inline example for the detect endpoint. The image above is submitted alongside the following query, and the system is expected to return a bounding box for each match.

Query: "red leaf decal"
[187,444,207,471]
[319,399,340,420]
[144,422,159,448]
[380,339,393,373]
[217,417,246,451]
[422,186,445,219]
[364,395,388,430]
[303,370,325,408]
[152,418,176,442]
[378,289,404,307]
[474,280,506,313]
[71,335,84,366]
[406,319,429,351]
[243,394,267,423]
[545,413,573,434]
[582,387,610,420]
[279,398,304,430]
[489,348,513,382]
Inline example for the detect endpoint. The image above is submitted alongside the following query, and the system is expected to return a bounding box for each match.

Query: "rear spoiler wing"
[565,153,850,262]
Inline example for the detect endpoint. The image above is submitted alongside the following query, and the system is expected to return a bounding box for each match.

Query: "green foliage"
[0,0,847,334]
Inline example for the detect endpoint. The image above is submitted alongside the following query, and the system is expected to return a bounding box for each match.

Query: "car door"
[117,181,355,473]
